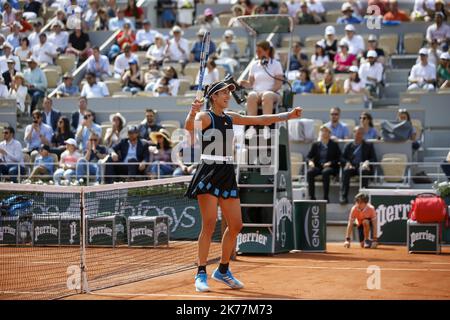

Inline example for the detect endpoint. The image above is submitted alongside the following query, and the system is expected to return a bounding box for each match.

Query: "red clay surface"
[64,243,450,300]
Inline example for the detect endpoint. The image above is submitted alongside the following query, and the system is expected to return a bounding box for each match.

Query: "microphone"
[261,57,269,66]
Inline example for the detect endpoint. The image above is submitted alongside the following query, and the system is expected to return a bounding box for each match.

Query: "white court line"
[88,292,299,300]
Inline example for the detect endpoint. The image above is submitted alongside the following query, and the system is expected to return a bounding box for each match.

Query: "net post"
[80,187,90,294]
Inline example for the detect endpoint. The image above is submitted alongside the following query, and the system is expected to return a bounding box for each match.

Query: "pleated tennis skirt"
[185,162,239,199]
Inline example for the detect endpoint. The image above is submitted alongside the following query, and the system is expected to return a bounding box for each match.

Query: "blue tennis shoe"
[212,268,244,289]
[194,272,210,292]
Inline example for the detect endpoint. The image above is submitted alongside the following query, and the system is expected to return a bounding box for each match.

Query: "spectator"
[23,57,47,113]
[53,138,81,185]
[116,22,138,52]
[198,8,220,30]
[340,126,377,204]
[8,72,27,113]
[27,20,42,48]
[27,144,55,181]
[239,0,256,15]
[66,27,93,66]
[56,72,80,98]
[0,29,7,48]
[309,41,330,80]
[138,109,162,141]
[41,97,62,132]
[177,0,195,28]
[344,65,367,99]
[136,20,158,51]
[2,58,16,90]
[407,48,436,91]
[411,0,436,21]
[76,132,107,184]
[148,128,174,177]
[104,112,127,149]
[383,0,410,22]
[94,8,109,31]
[2,2,16,27]
[359,111,379,140]
[48,21,69,53]
[121,59,145,95]
[306,125,341,202]
[23,0,41,18]
[109,8,134,30]
[143,61,161,91]
[297,1,320,25]
[0,126,25,182]
[341,25,365,57]
[215,29,240,76]
[156,0,176,28]
[288,41,308,75]
[441,151,450,181]
[362,35,385,65]
[75,108,102,152]
[51,116,74,157]
[292,67,315,94]
[228,4,245,27]
[15,11,32,34]
[344,193,378,249]
[6,22,21,50]
[14,37,32,63]
[84,0,99,30]
[24,110,53,152]
[31,33,58,66]
[422,38,443,67]
[145,33,166,66]
[325,106,350,140]
[0,42,20,73]
[315,68,343,94]
[337,2,362,24]
[114,43,138,78]
[71,96,88,133]
[104,125,149,183]
[0,75,8,98]
[55,9,67,27]
[173,132,200,176]
[190,28,216,63]
[308,0,326,20]
[437,52,450,88]
[432,0,448,21]
[164,25,189,64]
[253,5,266,15]
[323,25,338,62]
[107,0,117,18]
[195,58,219,88]
[426,12,450,48]
[397,109,420,150]
[153,66,180,96]
[80,72,110,98]
[239,40,283,116]
[359,50,383,98]
[86,46,110,80]
[334,40,356,73]
[261,0,279,14]
[285,0,301,18]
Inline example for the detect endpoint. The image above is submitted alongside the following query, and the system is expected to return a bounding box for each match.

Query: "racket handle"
[196,90,204,103]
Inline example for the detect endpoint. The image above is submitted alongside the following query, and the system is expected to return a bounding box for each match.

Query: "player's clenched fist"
[288,107,303,119]
[190,99,203,116]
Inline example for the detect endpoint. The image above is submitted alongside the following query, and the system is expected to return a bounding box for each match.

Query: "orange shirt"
[349,204,377,225]
[383,11,410,22]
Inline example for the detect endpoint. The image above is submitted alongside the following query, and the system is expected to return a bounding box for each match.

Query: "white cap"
[2,42,13,50]
[224,29,234,37]
[325,25,335,35]
[341,2,353,11]
[440,52,450,60]
[170,25,183,36]
[345,24,355,32]
[367,50,378,58]
[315,40,325,49]
[64,138,78,147]
[339,39,349,47]
[349,65,359,73]
[368,34,377,41]
[419,48,429,55]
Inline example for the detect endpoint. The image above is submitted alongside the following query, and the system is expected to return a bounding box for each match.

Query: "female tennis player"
[184,81,302,292]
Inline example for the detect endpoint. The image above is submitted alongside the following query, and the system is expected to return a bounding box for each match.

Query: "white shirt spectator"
[86,54,110,78]
[14,46,32,61]
[0,83,9,98]
[286,1,301,17]
[165,38,190,61]
[146,44,165,63]
[9,85,28,113]
[358,62,383,86]
[195,68,219,86]
[48,31,69,51]
[426,22,450,44]
[80,81,110,98]
[249,59,283,93]
[136,29,158,48]
[0,54,20,73]
[342,35,365,56]
[153,78,180,96]
[310,54,330,68]
[416,48,442,67]
[408,62,436,84]
[344,78,364,93]
[308,0,325,14]
[28,31,41,48]
[113,52,138,76]
[31,41,58,65]
[0,138,24,164]
[413,0,435,17]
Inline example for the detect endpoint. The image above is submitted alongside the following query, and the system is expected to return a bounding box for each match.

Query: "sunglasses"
[330,113,339,116]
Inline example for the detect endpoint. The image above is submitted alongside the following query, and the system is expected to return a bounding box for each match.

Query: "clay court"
[60,243,450,300]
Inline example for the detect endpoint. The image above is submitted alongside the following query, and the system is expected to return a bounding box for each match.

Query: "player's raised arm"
[227,107,303,126]
[184,99,211,132]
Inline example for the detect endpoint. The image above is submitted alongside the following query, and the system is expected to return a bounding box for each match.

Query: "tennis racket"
[196,30,211,103]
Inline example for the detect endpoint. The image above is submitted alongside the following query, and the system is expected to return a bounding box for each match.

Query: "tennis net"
[0,176,223,300]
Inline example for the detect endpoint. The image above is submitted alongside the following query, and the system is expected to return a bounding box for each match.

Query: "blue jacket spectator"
[325,107,350,140]
[56,73,80,98]
[190,29,216,62]
[292,68,315,94]
[75,109,102,152]
[337,2,363,24]
[28,144,55,181]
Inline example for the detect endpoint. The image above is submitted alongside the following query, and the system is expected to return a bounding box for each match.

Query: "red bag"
[409,193,449,225]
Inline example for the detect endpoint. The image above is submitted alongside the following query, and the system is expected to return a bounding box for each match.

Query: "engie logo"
[236,231,268,251]
[410,230,436,247]
[376,202,412,237]
[304,205,320,248]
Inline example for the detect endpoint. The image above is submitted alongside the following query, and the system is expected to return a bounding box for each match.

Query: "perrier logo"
[376,202,412,237]
[410,230,436,247]
[34,225,58,241]
[236,231,268,251]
